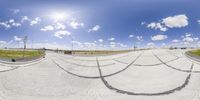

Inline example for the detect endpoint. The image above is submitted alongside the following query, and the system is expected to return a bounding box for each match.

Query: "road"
[0,49,200,100]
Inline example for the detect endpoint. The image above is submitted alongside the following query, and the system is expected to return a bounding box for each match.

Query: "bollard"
[11,58,16,62]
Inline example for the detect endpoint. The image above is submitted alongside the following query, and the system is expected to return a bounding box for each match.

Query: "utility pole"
[31,40,33,49]
[17,41,20,49]
[132,37,135,51]
[23,36,28,59]
[70,36,74,55]
[71,37,73,51]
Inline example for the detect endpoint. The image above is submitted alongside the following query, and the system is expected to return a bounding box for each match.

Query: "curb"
[184,51,200,62]
[0,57,44,67]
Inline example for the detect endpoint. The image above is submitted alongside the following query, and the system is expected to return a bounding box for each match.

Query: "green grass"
[0,50,44,59]
[64,50,131,55]
[189,50,200,56]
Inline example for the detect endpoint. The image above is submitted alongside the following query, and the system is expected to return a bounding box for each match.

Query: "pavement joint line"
[51,52,142,79]
[51,58,100,79]
[58,52,135,62]
[152,51,200,73]
[57,55,116,68]
[58,53,113,61]
[132,57,180,66]
[0,66,19,73]
[113,59,129,64]
[113,52,180,66]
[166,50,181,58]
[96,55,193,96]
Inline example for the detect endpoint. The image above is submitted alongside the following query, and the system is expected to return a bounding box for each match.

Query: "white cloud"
[136,36,143,41]
[88,25,100,32]
[55,22,66,30]
[0,19,21,29]
[84,42,96,48]
[72,41,81,45]
[147,42,155,46]
[162,14,188,28]
[110,45,115,48]
[14,36,22,41]
[21,16,30,23]
[71,41,98,49]
[9,19,21,27]
[181,33,199,43]
[182,37,194,42]
[21,16,41,26]
[9,19,14,23]
[30,17,41,26]
[69,20,84,29]
[141,22,146,25]
[108,37,115,41]
[147,22,167,32]
[147,23,156,28]
[54,30,71,39]
[151,34,168,41]
[0,22,11,29]
[110,42,116,48]
[98,39,104,43]
[172,39,180,43]
[12,23,21,27]
[10,9,20,14]
[110,42,115,44]
[28,42,69,50]
[129,34,134,38]
[194,37,199,41]
[0,41,6,45]
[162,43,166,46]
[117,43,127,48]
[198,20,200,24]
[185,33,192,37]
[41,23,65,32]
[40,25,54,31]
[109,42,127,48]
[146,14,188,32]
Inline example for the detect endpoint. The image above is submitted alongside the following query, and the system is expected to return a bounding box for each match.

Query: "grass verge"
[0,50,44,59]
[189,50,200,56]
[64,50,132,55]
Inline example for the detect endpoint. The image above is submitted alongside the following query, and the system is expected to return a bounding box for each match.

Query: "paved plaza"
[0,49,200,100]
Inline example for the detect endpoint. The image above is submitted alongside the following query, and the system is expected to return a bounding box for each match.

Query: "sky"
[0,0,200,50]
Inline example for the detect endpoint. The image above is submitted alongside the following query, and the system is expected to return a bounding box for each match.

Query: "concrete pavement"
[0,49,200,100]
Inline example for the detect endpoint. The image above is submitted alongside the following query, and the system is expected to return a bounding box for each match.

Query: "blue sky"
[0,0,200,50]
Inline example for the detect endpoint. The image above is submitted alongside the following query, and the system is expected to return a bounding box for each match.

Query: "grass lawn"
[189,50,200,56]
[0,50,44,59]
